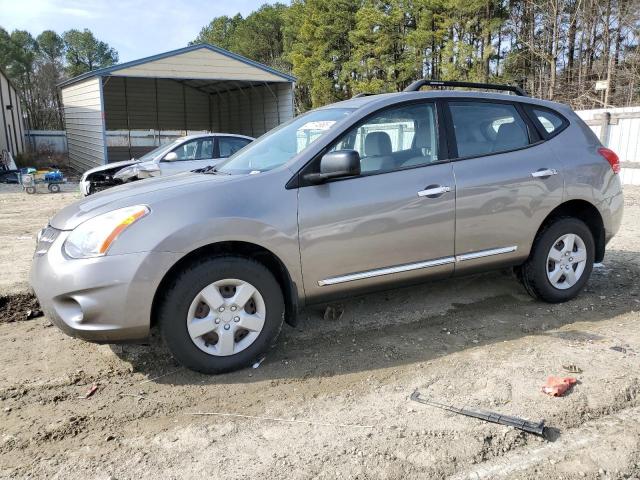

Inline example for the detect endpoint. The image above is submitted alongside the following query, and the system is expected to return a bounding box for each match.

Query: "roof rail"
[352,92,376,98]
[404,79,527,96]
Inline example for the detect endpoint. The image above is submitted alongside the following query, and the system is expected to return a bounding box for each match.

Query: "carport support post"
[250,83,267,135]
[212,88,225,134]
[231,82,255,137]
[123,77,132,160]
[154,78,160,146]
[224,86,239,134]
[264,82,281,126]
[208,94,213,133]
[182,83,188,134]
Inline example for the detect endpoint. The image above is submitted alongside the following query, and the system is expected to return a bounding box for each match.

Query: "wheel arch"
[535,199,606,262]
[151,241,300,329]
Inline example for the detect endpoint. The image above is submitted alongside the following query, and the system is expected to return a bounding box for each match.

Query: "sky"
[1,0,280,62]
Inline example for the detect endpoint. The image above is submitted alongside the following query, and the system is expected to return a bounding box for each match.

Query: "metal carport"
[58,44,296,172]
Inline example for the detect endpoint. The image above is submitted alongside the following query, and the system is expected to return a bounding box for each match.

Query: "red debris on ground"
[84,384,99,399]
[541,376,578,397]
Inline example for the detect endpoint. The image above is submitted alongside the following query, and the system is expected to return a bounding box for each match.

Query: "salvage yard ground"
[1,184,639,479]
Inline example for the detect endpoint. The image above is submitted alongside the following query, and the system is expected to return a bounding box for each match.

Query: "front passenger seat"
[402,123,434,168]
[492,122,528,152]
[362,132,393,173]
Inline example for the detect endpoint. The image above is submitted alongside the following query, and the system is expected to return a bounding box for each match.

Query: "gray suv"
[31,81,623,374]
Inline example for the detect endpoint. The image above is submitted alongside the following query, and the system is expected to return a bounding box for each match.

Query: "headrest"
[414,123,432,149]
[493,122,528,151]
[364,132,392,156]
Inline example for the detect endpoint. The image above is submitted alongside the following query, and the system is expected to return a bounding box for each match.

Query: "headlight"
[113,165,138,181]
[63,205,150,259]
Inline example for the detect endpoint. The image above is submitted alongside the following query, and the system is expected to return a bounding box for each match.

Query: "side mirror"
[304,150,361,184]
[163,151,178,162]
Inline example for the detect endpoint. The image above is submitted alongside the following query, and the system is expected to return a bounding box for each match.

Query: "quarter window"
[533,109,565,134]
[449,102,531,158]
[331,103,439,174]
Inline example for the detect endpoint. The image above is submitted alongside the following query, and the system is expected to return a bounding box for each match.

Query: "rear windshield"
[217,108,354,174]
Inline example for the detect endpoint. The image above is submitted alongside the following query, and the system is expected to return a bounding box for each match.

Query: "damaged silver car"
[79,133,253,195]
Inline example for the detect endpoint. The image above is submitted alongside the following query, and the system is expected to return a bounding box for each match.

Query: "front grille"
[35,226,60,256]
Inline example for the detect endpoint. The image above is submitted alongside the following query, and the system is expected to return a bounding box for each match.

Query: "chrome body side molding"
[455,246,518,262]
[318,246,518,286]
[318,257,455,286]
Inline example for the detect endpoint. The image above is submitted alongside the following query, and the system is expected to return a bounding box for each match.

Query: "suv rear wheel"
[158,256,284,374]
[519,218,595,302]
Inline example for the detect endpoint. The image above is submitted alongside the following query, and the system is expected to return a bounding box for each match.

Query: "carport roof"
[58,43,296,88]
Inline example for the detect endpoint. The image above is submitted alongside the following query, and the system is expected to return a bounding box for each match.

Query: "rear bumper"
[604,183,624,246]
[30,231,179,342]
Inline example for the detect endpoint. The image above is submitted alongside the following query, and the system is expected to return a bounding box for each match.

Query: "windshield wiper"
[192,165,227,174]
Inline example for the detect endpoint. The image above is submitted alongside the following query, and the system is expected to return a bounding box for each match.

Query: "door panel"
[448,101,563,273]
[298,163,456,301]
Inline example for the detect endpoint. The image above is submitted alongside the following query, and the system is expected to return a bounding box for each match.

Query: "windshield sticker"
[300,121,336,131]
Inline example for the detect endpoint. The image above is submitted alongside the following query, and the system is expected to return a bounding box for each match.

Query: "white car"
[79,133,253,196]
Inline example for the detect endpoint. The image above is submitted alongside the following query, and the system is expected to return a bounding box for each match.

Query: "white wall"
[576,106,640,186]
[0,70,25,158]
[60,77,106,171]
[576,106,640,164]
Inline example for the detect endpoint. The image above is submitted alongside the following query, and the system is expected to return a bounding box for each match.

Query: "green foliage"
[235,4,289,70]
[36,31,64,64]
[348,0,421,94]
[191,0,639,110]
[0,26,118,129]
[192,4,289,70]
[286,0,360,109]
[192,15,243,51]
[62,29,118,77]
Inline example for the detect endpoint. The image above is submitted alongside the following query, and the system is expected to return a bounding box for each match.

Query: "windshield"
[217,108,354,174]
[136,139,182,161]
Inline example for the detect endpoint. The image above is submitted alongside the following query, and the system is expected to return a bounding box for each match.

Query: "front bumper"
[30,230,179,343]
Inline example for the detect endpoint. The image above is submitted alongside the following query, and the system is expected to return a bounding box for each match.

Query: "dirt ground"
[0,183,639,479]
[0,183,81,296]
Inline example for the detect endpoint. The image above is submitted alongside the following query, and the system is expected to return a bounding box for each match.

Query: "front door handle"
[531,168,558,178]
[418,185,451,198]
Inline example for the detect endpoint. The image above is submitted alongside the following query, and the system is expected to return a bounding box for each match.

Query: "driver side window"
[170,138,214,161]
[332,102,439,174]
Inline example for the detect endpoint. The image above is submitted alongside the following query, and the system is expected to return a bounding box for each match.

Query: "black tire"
[25,186,36,194]
[519,217,595,303]
[48,184,61,193]
[157,256,284,374]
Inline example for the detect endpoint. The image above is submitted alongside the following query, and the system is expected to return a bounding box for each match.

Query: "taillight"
[598,147,620,174]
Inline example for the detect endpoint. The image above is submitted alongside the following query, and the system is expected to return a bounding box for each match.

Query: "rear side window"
[218,137,251,158]
[449,102,531,158]
[532,109,565,135]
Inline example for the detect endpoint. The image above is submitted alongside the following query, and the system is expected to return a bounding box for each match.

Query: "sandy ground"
[0,183,81,296]
[0,184,639,479]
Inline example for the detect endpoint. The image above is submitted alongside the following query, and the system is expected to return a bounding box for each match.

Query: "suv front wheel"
[519,218,595,303]
[158,256,285,374]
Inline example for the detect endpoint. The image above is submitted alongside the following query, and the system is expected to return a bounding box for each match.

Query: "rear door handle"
[418,185,451,198]
[531,168,558,178]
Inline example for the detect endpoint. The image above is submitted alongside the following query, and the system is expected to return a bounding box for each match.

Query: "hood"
[51,172,237,230]
[83,159,141,176]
